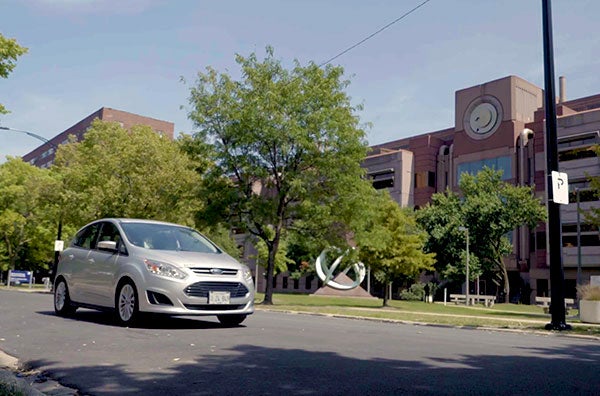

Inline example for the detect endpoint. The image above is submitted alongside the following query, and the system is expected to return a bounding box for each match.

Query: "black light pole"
[0,126,63,285]
[541,0,571,331]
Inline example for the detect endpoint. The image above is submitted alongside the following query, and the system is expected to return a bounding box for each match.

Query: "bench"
[450,294,467,304]
[449,294,496,307]
[471,295,496,307]
[535,296,576,314]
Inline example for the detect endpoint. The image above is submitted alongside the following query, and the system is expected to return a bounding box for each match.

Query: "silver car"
[53,218,255,326]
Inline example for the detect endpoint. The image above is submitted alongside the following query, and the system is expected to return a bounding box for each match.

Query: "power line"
[319,0,432,68]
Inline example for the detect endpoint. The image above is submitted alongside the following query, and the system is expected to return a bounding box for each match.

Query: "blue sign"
[9,270,32,285]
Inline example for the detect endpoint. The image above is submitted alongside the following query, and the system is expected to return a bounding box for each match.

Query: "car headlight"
[144,259,187,280]
[241,266,253,282]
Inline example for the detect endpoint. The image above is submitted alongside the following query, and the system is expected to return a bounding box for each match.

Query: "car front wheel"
[115,280,139,326]
[54,278,77,316]
[217,314,247,327]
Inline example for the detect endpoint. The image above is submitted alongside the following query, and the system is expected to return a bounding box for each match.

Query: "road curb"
[0,350,78,396]
[255,307,600,341]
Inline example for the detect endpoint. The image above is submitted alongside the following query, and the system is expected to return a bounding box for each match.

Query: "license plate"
[209,291,230,305]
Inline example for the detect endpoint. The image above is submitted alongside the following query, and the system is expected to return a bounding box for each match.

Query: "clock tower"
[453,75,543,160]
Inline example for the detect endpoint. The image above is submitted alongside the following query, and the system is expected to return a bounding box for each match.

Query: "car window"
[73,223,101,250]
[97,222,127,254]
[121,223,220,253]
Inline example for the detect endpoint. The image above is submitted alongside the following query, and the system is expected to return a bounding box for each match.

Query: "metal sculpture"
[315,248,366,290]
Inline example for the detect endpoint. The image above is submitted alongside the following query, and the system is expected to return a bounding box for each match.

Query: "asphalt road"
[1,290,599,395]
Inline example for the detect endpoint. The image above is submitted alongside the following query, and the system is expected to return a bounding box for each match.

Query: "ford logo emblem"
[210,268,223,274]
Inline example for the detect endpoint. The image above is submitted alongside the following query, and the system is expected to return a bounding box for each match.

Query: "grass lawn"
[254,293,600,337]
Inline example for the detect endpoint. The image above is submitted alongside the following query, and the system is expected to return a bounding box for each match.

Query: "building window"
[536,231,546,250]
[568,189,598,203]
[282,277,288,289]
[305,275,313,290]
[414,171,436,188]
[530,233,536,252]
[293,279,299,290]
[368,168,395,190]
[558,133,599,150]
[558,146,598,162]
[457,156,512,182]
[562,223,598,233]
[562,235,600,247]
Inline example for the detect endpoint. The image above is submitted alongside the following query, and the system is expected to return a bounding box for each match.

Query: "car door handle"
[88,258,95,263]
[68,254,74,259]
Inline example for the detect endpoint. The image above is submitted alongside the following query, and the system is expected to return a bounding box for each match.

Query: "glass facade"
[457,156,512,182]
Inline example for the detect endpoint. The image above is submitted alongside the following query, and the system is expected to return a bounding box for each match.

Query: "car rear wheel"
[115,280,139,326]
[217,314,247,327]
[54,278,77,316]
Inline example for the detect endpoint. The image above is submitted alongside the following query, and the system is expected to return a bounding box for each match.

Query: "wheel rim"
[118,284,136,322]
[55,282,66,310]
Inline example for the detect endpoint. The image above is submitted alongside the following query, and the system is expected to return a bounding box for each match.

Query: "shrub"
[577,283,600,301]
[400,282,437,301]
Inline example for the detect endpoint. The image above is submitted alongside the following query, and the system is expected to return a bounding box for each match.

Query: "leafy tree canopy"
[186,47,370,304]
[0,33,28,114]
[52,120,203,229]
[357,192,435,306]
[0,158,56,271]
[417,168,546,302]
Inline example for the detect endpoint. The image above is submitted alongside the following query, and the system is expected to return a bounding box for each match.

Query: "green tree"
[52,119,202,228]
[0,34,28,114]
[0,158,56,272]
[417,168,546,303]
[357,192,435,306]
[186,47,369,304]
[415,191,483,282]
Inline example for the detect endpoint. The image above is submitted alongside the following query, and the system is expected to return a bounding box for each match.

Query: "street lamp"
[0,126,57,150]
[458,226,470,305]
[0,126,62,285]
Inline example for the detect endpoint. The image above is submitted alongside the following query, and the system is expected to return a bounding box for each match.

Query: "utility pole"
[541,0,570,331]
[458,226,469,305]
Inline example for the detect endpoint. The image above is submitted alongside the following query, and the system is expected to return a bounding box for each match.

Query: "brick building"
[22,107,174,168]
[363,75,600,303]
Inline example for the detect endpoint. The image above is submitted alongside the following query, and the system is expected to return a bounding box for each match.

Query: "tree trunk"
[501,261,510,304]
[5,236,15,271]
[382,281,391,307]
[262,235,281,305]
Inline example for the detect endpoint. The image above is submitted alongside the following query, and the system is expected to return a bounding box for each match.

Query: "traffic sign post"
[551,171,569,205]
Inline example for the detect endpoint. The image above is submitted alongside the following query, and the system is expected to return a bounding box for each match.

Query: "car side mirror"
[97,240,118,252]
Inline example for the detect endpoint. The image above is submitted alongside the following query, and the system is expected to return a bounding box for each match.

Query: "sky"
[1,0,599,162]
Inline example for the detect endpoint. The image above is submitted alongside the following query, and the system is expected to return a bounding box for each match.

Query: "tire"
[217,314,247,327]
[54,278,77,317]
[115,280,140,326]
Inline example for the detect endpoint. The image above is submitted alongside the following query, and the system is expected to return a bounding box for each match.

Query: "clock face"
[463,96,503,140]
[469,103,498,134]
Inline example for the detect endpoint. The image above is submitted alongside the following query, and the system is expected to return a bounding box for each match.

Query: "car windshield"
[120,222,221,253]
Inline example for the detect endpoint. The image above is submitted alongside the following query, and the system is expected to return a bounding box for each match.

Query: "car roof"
[96,218,190,228]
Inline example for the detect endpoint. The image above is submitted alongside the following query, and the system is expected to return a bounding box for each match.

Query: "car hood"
[146,250,243,269]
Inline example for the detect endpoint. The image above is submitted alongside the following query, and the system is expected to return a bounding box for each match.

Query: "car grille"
[189,267,238,276]
[184,282,249,298]
[183,304,246,311]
